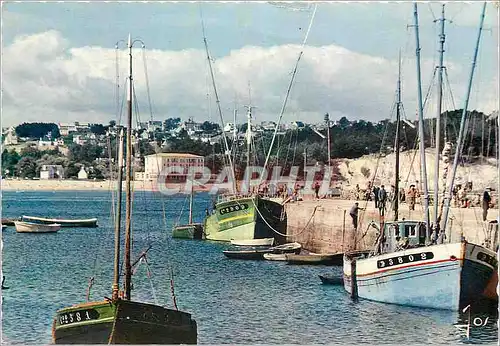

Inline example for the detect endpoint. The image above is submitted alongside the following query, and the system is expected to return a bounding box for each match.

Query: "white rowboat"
[14,221,61,233]
[230,238,275,247]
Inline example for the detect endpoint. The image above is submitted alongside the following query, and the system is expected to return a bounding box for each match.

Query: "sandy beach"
[1,178,158,192]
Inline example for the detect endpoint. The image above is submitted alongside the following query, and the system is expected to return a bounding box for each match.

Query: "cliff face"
[336,149,498,192]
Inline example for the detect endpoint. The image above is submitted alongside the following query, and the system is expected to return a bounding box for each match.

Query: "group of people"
[349,181,495,230]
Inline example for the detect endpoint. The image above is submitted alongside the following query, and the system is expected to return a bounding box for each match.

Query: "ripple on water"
[2,191,497,344]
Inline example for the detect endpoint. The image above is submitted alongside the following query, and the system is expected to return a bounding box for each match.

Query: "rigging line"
[259,3,318,184]
[141,45,155,123]
[356,91,397,225]
[251,197,319,237]
[199,4,236,193]
[143,257,159,306]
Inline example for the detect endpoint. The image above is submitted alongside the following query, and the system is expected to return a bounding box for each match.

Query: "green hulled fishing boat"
[52,35,197,344]
[204,194,286,243]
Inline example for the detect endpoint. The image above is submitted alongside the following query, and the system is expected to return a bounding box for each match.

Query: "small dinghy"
[21,215,98,228]
[286,253,343,266]
[223,248,273,260]
[319,275,343,285]
[14,221,61,233]
[224,242,302,261]
[263,253,288,261]
[269,242,302,254]
[230,238,275,247]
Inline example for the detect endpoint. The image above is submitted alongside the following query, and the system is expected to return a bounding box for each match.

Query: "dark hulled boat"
[52,35,197,344]
[53,300,196,344]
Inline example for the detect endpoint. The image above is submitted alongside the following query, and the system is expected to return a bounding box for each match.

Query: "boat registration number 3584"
[58,309,99,325]
[377,252,434,269]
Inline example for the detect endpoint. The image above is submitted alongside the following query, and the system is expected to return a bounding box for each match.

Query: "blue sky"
[2,1,498,127]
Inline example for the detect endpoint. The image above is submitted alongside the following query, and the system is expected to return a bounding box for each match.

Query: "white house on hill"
[78,166,88,180]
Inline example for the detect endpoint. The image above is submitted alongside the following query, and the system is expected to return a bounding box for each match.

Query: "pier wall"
[284,198,497,253]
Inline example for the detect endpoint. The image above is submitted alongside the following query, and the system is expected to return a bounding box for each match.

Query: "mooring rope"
[251,198,318,237]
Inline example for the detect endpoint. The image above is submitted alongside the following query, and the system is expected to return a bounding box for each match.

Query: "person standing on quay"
[349,202,364,230]
[482,188,492,221]
[378,185,387,216]
[407,185,417,211]
[373,185,380,208]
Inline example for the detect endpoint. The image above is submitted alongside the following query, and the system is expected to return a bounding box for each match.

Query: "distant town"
[1,109,497,182]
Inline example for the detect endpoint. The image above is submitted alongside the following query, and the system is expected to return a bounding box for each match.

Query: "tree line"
[2,109,496,179]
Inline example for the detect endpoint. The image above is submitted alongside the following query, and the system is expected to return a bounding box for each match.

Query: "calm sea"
[1,190,498,344]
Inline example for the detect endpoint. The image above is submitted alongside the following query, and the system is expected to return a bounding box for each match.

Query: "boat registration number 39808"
[58,309,99,325]
[377,252,434,269]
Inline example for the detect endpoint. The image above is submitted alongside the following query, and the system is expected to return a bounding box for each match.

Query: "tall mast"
[413,3,431,237]
[394,50,402,222]
[199,9,237,194]
[124,33,133,301]
[325,113,331,188]
[433,4,446,227]
[112,128,124,301]
[246,106,253,193]
[442,2,487,232]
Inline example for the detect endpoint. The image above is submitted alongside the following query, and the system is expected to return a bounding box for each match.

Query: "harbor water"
[1,190,498,344]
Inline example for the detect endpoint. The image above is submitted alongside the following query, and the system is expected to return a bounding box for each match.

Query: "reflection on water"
[1,191,498,344]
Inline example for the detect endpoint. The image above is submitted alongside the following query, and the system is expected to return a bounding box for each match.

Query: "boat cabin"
[380,220,427,253]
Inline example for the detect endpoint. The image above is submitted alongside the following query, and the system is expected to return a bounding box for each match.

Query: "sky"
[1,1,499,128]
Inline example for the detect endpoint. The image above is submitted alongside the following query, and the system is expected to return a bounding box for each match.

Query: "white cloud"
[2,30,497,128]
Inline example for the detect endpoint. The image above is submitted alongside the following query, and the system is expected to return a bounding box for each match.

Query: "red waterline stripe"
[351,257,464,278]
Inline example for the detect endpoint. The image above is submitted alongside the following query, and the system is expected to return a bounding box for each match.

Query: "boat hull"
[223,249,271,260]
[343,242,497,311]
[172,223,203,239]
[204,196,286,244]
[286,253,343,266]
[14,221,60,233]
[230,238,275,246]
[52,300,197,344]
[22,216,98,228]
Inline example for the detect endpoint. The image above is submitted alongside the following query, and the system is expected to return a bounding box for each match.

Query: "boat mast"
[394,50,402,222]
[442,2,487,232]
[433,4,446,228]
[112,128,124,301]
[413,3,431,237]
[189,180,193,224]
[259,4,317,184]
[199,9,237,194]
[124,33,133,301]
[325,113,331,187]
[246,106,253,193]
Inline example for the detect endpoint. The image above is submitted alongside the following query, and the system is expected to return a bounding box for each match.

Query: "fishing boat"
[14,221,61,233]
[52,35,197,344]
[344,4,497,312]
[199,15,287,244]
[286,253,343,266]
[204,193,286,243]
[230,238,274,247]
[22,215,98,228]
[172,180,204,239]
[2,225,7,231]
